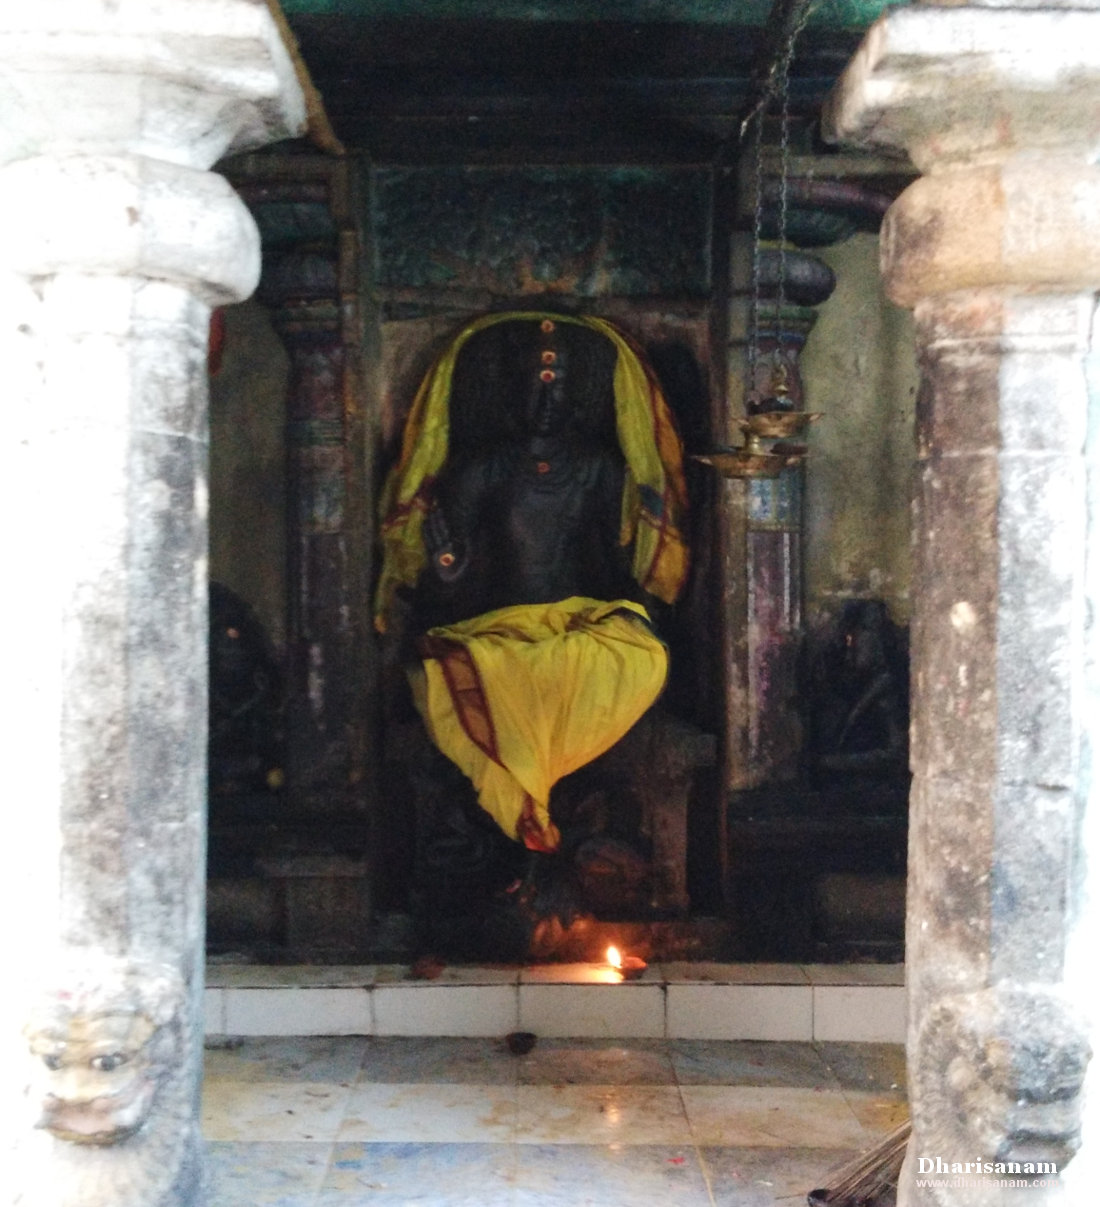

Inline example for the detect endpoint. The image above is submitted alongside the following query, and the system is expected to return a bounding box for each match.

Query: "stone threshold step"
[205,962,905,1043]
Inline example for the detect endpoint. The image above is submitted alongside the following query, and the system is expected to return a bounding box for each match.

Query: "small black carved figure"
[208,582,283,797]
[804,599,909,786]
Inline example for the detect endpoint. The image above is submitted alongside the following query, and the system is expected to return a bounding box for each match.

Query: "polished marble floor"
[203,1036,907,1206]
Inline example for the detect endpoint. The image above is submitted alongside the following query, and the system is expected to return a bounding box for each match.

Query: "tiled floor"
[203,1035,908,1206]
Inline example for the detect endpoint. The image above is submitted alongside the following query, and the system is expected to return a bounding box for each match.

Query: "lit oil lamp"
[606,945,647,980]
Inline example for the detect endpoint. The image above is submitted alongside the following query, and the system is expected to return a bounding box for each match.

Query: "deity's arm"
[588,449,647,606]
[423,454,492,580]
[412,453,497,628]
[421,505,466,585]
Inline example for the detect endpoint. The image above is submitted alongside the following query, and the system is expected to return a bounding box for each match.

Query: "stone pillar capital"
[823,5,1100,306]
[881,156,1100,306]
[822,5,1100,175]
[0,2,306,306]
[0,0,306,171]
[1,154,262,305]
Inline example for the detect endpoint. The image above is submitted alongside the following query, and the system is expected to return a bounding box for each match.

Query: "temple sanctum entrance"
[5,4,1098,1206]
[202,8,919,969]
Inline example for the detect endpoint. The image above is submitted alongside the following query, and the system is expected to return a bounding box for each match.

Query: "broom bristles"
[807,1118,911,1206]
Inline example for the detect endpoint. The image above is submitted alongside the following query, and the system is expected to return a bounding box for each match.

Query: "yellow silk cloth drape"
[412,597,668,851]
[374,311,689,632]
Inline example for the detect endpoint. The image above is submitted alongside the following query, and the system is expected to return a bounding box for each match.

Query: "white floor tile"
[208,964,379,989]
[681,1085,869,1148]
[203,1078,354,1142]
[518,983,665,1038]
[843,1089,910,1138]
[803,964,905,986]
[520,962,635,984]
[338,1081,517,1143]
[372,984,518,1036]
[667,984,812,1041]
[203,964,910,1043]
[205,1036,370,1084]
[224,987,372,1036]
[432,965,522,985]
[515,1083,691,1145]
[204,987,226,1035]
[659,962,808,985]
[813,986,906,1042]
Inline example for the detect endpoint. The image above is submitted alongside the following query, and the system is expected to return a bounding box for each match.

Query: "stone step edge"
[204,963,906,1043]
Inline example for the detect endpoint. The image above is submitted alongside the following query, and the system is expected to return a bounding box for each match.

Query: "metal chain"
[745,0,819,408]
[774,1,817,361]
[775,36,792,348]
[748,105,766,407]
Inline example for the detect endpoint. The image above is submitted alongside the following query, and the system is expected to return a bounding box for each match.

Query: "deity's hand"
[423,505,467,583]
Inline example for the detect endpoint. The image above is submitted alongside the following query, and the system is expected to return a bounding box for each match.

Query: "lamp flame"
[606,945,622,970]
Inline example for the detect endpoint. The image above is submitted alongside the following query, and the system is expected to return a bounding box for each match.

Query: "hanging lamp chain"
[748,103,766,400]
[774,18,794,352]
[745,0,819,409]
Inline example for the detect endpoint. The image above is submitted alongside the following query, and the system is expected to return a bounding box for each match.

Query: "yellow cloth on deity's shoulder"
[412,596,668,852]
[374,311,689,633]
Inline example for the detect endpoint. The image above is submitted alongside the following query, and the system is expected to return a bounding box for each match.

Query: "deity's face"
[525,345,573,436]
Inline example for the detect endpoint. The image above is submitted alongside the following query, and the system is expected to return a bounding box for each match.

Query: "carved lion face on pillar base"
[27,1004,165,1145]
[18,956,199,1207]
[911,985,1092,1205]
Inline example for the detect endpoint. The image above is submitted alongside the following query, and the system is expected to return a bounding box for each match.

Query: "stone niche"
[203,157,728,961]
[371,163,722,960]
[204,150,921,964]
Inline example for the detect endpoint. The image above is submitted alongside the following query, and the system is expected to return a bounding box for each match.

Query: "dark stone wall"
[371,166,712,298]
[208,299,290,653]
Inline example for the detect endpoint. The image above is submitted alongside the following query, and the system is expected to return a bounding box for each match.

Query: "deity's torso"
[435,432,630,619]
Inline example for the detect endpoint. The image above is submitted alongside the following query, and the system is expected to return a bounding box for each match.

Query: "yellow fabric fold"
[414,597,668,850]
[374,311,689,632]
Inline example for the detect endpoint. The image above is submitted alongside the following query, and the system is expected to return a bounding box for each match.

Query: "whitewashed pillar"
[824,5,1100,1205]
[0,4,304,1204]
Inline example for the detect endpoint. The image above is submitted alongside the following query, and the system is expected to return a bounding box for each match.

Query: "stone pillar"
[724,163,897,798]
[824,6,1100,1205]
[0,5,304,1205]
[730,240,836,790]
[218,159,374,956]
[249,181,365,815]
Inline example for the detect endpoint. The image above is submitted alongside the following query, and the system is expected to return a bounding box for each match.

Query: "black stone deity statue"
[411,317,643,631]
[380,315,692,956]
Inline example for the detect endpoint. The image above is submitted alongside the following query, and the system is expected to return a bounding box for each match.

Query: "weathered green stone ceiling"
[280,0,905,28]
[278,0,912,163]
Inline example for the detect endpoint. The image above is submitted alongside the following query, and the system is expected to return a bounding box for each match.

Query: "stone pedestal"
[0,5,304,1205]
[824,6,1100,1204]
